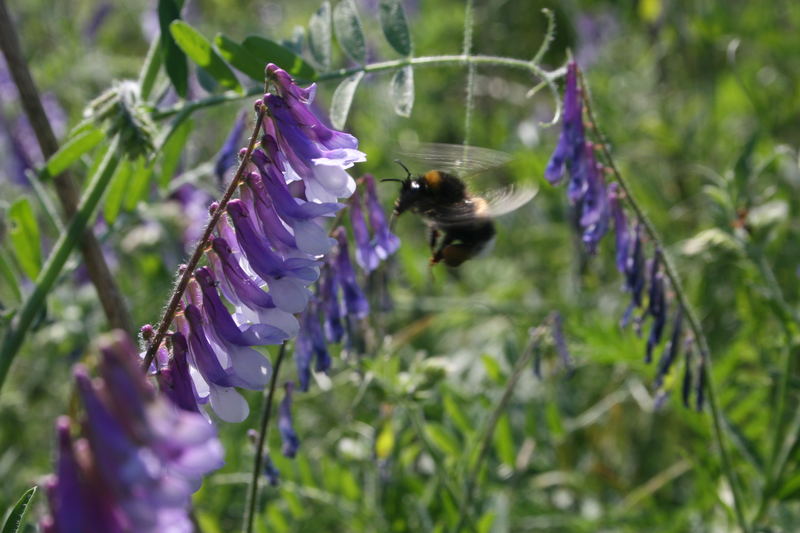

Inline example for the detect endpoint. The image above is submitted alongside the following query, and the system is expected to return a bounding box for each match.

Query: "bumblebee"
[384,145,536,267]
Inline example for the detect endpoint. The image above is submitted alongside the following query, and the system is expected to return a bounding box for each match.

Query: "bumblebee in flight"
[384,144,536,267]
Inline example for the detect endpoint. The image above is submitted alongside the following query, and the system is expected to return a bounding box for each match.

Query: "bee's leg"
[431,232,456,265]
[428,227,440,254]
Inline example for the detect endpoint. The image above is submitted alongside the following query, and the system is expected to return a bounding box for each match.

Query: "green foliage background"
[1,0,800,531]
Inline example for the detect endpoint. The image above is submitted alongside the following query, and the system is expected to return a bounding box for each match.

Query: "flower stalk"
[140,102,266,372]
[577,70,751,533]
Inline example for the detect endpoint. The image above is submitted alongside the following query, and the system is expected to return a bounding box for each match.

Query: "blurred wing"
[395,142,512,176]
[481,186,538,217]
[435,186,538,224]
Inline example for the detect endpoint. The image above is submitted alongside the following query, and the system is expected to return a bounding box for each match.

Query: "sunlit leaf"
[159,119,193,188]
[424,422,460,457]
[376,420,395,459]
[170,21,242,93]
[214,34,265,82]
[308,2,332,70]
[493,413,515,467]
[241,36,316,81]
[1,486,37,533]
[390,65,414,117]
[124,157,153,211]
[104,158,132,224]
[7,198,41,280]
[333,0,366,64]
[329,71,363,130]
[379,0,412,56]
[40,127,104,181]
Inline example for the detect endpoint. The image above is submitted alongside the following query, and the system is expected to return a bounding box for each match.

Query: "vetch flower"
[294,302,330,391]
[43,331,223,533]
[279,381,300,457]
[319,265,344,343]
[654,308,683,389]
[214,111,246,183]
[157,332,203,413]
[545,61,585,188]
[363,174,401,259]
[645,253,668,363]
[350,187,382,272]
[333,227,369,318]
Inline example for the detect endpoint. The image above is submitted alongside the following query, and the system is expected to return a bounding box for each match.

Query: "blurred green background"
[2,0,800,531]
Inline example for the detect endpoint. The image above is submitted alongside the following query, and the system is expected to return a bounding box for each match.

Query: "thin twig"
[0,0,132,333]
[454,322,550,532]
[243,342,288,533]
[577,69,751,533]
[140,103,266,371]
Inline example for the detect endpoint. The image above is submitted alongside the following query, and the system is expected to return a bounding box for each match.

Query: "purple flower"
[158,333,203,413]
[227,199,319,313]
[545,62,584,186]
[44,331,223,532]
[363,174,400,259]
[350,188,382,272]
[294,302,330,391]
[279,381,300,457]
[264,453,281,486]
[333,227,369,318]
[214,111,246,184]
[609,183,631,274]
[645,254,668,363]
[654,308,683,389]
[682,340,694,408]
[207,238,300,337]
[262,64,366,203]
[182,304,253,422]
[319,265,344,343]
[579,149,610,253]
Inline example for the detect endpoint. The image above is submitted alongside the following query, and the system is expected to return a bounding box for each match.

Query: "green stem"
[578,71,751,533]
[138,36,163,102]
[454,322,549,532]
[243,342,287,533]
[151,54,563,122]
[748,247,798,526]
[0,136,121,392]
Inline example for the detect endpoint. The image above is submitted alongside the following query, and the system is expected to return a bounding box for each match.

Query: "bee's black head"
[382,159,422,216]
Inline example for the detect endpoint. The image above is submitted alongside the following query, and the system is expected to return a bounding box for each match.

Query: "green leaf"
[158,0,188,98]
[443,392,473,437]
[214,34,265,81]
[0,248,21,306]
[124,157,152,211]
[308,2,333,70]
[159,119,193,188]
[329,71,363,130]
[104,158,133,224]
[1,486,37,533]
[40,127,104,181]
[379,0,412,56]
[493,413,515,467]
[476,511,496,533]
[424,422,461,457]
[333,0,366,64]
[7,198,42,280]
[481,354,504,384]
[169,21,242,93]
[390,65,414,117]
[241,36,316,81]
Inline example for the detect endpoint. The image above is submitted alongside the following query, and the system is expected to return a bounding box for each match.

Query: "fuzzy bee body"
[391,170,498,267]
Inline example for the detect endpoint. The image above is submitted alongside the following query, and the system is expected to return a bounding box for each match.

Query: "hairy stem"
[151,54,564,122]
[0,136,122,391]
[243,342,288,533]
[454,322,549,532]
[140,104,265,371]
[578,71,751,533]
[0,0,133,334]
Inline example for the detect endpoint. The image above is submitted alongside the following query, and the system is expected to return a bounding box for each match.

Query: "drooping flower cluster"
[41,331,223,533]
[545,61,702,409]
[294,174,400,391]
[144,64,368,430]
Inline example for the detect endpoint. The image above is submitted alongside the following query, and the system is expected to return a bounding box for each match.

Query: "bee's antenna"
[393,159,412,179]
[380,178,404,183]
